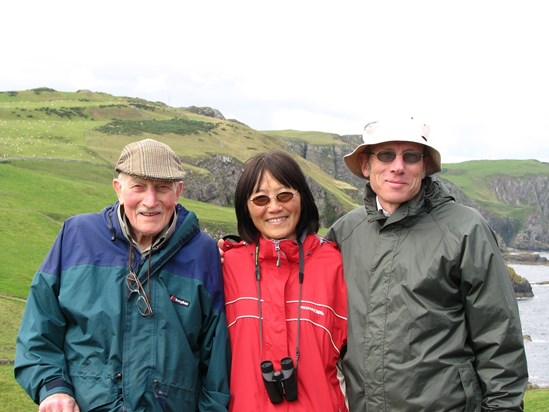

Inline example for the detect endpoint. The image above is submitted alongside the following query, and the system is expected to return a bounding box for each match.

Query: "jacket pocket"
[70,374,119,411]
[152,379,199,411]
[458,363,482,412]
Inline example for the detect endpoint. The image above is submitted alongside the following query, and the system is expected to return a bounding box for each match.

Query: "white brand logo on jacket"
[300,305,325,316]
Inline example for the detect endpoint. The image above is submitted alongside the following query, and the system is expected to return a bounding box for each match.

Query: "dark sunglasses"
[250,191,297,206]
[368,150,424,164]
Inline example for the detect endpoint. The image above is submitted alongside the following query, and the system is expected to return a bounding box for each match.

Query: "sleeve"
[459,215,528,411]
[14,226,76,405]
[197,236,231,411]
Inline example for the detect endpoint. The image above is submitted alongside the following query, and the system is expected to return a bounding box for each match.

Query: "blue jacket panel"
[15,203,230,411]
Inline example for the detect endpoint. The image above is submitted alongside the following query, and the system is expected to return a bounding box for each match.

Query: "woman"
[222,151,348,411]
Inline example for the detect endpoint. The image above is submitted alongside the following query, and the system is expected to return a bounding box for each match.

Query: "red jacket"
[223,234,348,412]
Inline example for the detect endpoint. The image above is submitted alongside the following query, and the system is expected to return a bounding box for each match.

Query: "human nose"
[142,187,159,206]
[266,197,285,210]
[390,155,406,173]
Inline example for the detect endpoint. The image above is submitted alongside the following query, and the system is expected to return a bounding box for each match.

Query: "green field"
[441,160,545,219]
[2,88,548,410]
[0,158,240,410]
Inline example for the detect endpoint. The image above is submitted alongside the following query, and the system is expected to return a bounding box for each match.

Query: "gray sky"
[3,0,549,163]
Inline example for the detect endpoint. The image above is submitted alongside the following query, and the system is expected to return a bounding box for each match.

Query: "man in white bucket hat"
[328,117,528,411]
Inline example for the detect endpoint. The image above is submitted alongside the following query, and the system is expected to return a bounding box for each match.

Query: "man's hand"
[217,238,225,264]
[39,393,80,412]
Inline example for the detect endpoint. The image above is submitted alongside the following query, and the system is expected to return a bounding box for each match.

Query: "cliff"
[2,89,546,296]
[276,136,549,251]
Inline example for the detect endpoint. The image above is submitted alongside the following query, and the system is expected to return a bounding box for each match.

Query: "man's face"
[113,175,183,248]
[359,141,426,214]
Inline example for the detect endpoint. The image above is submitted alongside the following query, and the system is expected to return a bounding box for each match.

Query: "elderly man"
[15,139,230,411]
[327,119,528,411]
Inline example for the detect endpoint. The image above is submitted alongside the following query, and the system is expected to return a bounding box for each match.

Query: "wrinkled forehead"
[368,140,426,153]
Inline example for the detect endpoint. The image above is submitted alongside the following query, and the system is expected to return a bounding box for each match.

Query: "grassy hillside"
[2,87,548,298]
[2,88,548,409]
[0,158,236,298]
[264,129,347,144]
[440,160,548,219]
[0,88,360,301]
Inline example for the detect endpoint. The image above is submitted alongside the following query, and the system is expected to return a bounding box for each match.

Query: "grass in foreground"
[0,365,37,411]
[524,388,549,411]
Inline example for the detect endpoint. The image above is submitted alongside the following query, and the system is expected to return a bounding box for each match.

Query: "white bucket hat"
[343,118,441,179]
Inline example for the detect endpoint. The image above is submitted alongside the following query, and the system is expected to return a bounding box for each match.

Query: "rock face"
[183,154,242,206]
[183,106,226,119]
[507,266,535,298]
[441,176,549,250]
[178,132,544,297]
[282,138,549,251]
[180,132,549,251]
[505,252,548,264]
[181,153,349,229]
[489,175,549,249]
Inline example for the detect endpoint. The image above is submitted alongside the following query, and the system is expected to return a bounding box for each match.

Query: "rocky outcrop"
[507,266,534,297]
[440,175,549,250]
[294,137,549,250]
[489,175,549,249]
[504,251,548,264]
[181,154,242,206]
[183,106,226,119]
[181,153,346,228]
[179,130,549,253]
[284,136,366,206]
[436,179,514,248]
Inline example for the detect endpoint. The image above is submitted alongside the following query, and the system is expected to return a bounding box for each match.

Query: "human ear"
[175,181,184,198]
[113,179,124,204]
[358,153,371,179]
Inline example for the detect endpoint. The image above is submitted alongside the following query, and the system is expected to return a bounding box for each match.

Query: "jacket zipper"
[273,240,281,267]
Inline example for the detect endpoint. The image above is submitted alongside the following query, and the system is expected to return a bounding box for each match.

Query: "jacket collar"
[257,233,320,265]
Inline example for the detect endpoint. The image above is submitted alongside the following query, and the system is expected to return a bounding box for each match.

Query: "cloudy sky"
[3,0,549,163]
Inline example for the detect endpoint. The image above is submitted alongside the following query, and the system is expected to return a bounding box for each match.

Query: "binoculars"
[260,357,298,404]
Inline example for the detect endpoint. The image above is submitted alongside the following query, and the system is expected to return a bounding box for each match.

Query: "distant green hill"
[2,88,548,410]
[441,160,547,220]
[2,87,549,300]
[0,88,355,300]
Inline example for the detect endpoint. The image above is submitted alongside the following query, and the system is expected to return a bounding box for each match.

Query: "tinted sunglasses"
[368,150,424,164]
[250,191,297,206]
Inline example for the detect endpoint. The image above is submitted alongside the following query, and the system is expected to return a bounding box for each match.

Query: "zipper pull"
[274,240,281,267]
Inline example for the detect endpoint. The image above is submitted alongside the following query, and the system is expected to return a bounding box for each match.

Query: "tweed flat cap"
[115,138,184,181]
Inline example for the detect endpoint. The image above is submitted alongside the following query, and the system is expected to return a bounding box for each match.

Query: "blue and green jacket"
[15,203,231,411]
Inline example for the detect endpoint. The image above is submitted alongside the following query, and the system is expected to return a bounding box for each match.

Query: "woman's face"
[247,171,301,240]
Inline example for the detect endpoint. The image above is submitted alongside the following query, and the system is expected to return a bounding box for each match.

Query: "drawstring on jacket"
[107,207,117,241]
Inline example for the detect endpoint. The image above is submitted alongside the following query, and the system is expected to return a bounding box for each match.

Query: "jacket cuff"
[39,378,75,404]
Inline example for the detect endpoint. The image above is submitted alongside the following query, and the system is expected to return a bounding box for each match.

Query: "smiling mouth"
[140,211,161,217]
[267,217,287,223]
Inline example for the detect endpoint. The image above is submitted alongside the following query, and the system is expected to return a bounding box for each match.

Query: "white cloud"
[2,0,549,162]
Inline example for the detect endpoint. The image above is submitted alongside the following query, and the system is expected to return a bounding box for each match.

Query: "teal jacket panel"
[15,203,231,411]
